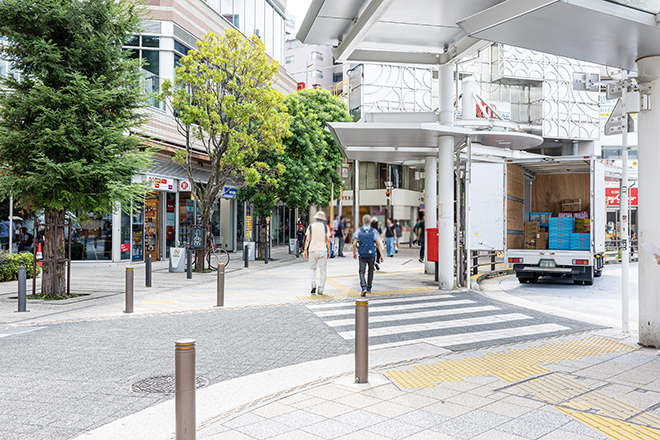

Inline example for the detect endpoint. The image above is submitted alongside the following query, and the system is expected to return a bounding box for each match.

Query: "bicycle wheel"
[214,248,229,268]
[206,249,216,270]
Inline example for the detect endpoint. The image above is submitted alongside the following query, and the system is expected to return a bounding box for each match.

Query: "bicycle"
[182,236,230,270]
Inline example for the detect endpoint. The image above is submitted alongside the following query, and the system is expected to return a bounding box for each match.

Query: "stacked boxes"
[524,221,548,249]
[529,212,552,227]
[549,217,574,250]
[575,219,591,233]
[570,233,590,250]
[561,199,582,212]
[559,211,589,219]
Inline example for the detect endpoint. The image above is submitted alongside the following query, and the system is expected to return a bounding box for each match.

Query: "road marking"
[372,324,569,350]
[324,305,501,327]
[306,294,456,310]
[0,326,45,338]
[142,300,177,303]
[313,299,476,317]
[338,313,533,339]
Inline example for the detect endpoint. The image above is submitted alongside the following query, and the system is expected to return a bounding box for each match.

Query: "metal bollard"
[145,254,152,287]
[186,248,192,279]
[264,243,269,264]
[435,262,439,282]
[175,339,196,440]
[216,264,225,307]
[243,245,248,268]
[17,265,26,312]
[125,267,134,313]
[355,299,369,384]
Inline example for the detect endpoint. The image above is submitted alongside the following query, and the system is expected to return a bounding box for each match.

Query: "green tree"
[240,88,350,217]
[0,0,152,297]
[161,29,289,270]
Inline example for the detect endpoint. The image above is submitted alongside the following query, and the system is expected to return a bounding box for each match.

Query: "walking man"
[393,219,402,251]
[336,215,346,257]
[303,211,332,295]
[417,214,425,263]
[353,214,384,296]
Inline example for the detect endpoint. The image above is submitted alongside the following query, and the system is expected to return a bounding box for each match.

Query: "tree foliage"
[239,88,350,215]
[161,30,290,239]
[0,0,152,296]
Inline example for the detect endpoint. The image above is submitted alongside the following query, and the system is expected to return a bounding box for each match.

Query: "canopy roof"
[299,0,660,70]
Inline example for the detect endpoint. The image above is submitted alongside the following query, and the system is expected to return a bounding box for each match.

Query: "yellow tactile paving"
[384,337,634,389]
[558,407,660,440]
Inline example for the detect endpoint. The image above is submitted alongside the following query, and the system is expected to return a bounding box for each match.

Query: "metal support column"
[353,160,360,231]
[355,299,368,383]
[125,267,134,314]
[216,265,225,307]
[621,72,630,333]
[424,156,437,273]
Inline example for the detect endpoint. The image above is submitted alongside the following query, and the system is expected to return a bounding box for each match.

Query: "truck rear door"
[469,162,505,250]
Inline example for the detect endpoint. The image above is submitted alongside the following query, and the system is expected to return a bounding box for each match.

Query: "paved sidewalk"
[77,329,660,440]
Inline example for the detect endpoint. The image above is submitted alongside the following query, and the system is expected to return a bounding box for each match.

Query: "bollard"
[186,248,192,279]
[243,245,248,268]
[125,267,134,313]
[435,262,439,282]
[17,265,26,312]
[355,299,369,384]
[264,242,269,264]
[145,254,152,287]
[215,264,225,307]
[296,239,299,258]
[175,339,196,440]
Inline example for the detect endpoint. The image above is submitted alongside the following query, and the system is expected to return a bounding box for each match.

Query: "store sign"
[190,227,205,250]
[223,187,238,198]
[606,187,638,206]
[148,176,174,191]
[171,247,184,267]
[179,180,191,192]
[246,215,252,241]
[120,243,130,252]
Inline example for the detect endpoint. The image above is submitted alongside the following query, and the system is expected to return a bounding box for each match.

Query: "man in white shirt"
[303,211,332,295]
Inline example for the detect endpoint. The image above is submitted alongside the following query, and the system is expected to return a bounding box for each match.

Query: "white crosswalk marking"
[324,305,500,327]
[312,299,475,317]
[306,294,456,310]
[338,313,533,339]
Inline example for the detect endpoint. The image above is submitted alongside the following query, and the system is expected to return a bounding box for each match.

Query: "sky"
[285,0,314,34]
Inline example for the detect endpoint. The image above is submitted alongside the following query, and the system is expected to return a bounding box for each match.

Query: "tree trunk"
[42,208,67,298]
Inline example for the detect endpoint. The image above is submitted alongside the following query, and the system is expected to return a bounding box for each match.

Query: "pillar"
[424,156,437,274]
[637,56,660,347]
[437,63,455,289]
[353,160,360,232]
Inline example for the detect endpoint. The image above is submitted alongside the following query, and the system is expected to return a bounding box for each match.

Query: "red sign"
[606,188,638,206]
[120,243,130,252]
[166,199,175,213]
[297,82,305,90]
[476,104,497,119]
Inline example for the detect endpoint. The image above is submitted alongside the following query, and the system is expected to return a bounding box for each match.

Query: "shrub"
[0,252,41,282]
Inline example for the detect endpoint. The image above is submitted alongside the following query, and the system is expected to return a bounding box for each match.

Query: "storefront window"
[165,193,176,258]
[70,212,113,261]
[132,202,144,261]
[121,209,131,260]
[179,192,195,244]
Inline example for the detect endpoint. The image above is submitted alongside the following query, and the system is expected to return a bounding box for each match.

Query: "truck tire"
[573,280,583,285]
[595,269,602,277]
[585,267,595,285]
[518,277,527,284]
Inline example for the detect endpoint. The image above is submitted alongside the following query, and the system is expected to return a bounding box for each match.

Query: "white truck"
[469,156,606,285]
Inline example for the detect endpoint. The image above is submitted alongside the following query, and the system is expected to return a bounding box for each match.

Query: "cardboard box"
[561,199,582,212]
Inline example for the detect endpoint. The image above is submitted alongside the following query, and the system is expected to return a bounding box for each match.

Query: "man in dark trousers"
[335,215,346,257]
[352,214,384,296]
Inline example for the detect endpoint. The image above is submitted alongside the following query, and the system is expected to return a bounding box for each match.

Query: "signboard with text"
[190,227,205,250]
[606,187,638,206]
[148,176,175,191]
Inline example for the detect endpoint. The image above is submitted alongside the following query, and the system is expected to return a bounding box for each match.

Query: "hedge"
[0,252,40,282]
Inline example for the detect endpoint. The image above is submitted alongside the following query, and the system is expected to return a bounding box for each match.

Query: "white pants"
[309,251,327,292]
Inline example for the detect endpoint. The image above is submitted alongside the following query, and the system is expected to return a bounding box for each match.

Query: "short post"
[264,242,269,264]
[145,254,152,287]
[216,264,225,307]
[491,253,496,271]
[186,248,192,279]
[434,262,439,282]
[175,339,196,440]
[17,265,26,312]
[355,299,369,384]
[125,267,134,314]
[243,245,249,268]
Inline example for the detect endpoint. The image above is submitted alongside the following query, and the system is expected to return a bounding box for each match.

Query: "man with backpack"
[352,214,384,297]
[303,211,332,295]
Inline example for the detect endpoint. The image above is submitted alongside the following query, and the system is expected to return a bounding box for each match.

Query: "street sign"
[190,227,205,250]
[604,98,634,136]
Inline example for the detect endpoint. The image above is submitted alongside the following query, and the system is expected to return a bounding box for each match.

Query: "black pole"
[17,266,26,312]
[145,254,152,287]
[435,262,439,282]
[264,241,269,264]
[186,248,192,279]
[243,244,249,268]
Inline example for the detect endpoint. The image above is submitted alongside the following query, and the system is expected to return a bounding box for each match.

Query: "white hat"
[314,211,327,221]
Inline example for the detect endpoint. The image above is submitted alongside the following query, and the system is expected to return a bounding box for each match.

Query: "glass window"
[313,70,323,79]
[71,212,113,261]
[132,202,144,262]
[126,35,139,47]
[142,50,159,76]
[255,0,264,39]
[174,40,190,56]
[274,14,283,64]
[245,0,255,37]
[265,4,274,55]
[142,36,160,48]
[235,0,246,34]
[333,71,343,83]
[285,55,294,64]
[312,51,323,61]
[121,209,131,260]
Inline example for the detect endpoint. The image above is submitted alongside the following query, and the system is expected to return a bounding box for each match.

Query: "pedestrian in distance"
[417,214,425,263]
[370,218,383,271]
[353,214,384,297]
[393,219,402,252]
[0,215,9,251]
[412,218,421,245]
[385,218,396,257]
[303,211,332,295]
[336,215,346,257]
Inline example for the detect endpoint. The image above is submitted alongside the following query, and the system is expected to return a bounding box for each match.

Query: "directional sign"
[604,98,634,136]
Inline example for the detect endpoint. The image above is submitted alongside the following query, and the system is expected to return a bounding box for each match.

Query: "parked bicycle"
[182,235,230,270]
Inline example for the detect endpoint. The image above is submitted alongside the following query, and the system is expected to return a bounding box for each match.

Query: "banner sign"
[148,176,175,191]
[606,187,638,206]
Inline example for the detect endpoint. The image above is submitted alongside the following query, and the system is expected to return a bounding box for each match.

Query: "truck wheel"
[595,269,602,277]
[585,267,595,285]
[528,276,538,283]
[518,277,527,284]
[573,280,583,285]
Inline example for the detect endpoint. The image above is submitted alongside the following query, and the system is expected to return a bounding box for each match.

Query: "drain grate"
[131,375,209,394]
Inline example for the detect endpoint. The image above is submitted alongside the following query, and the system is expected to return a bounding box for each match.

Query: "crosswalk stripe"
[323,305,501,327]
[306,294,456,310]
[313,299,475,317]
[338,313,533,339]
[371,324,570,349]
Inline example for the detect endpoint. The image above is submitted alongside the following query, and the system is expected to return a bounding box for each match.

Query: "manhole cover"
[131,375,209,394]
